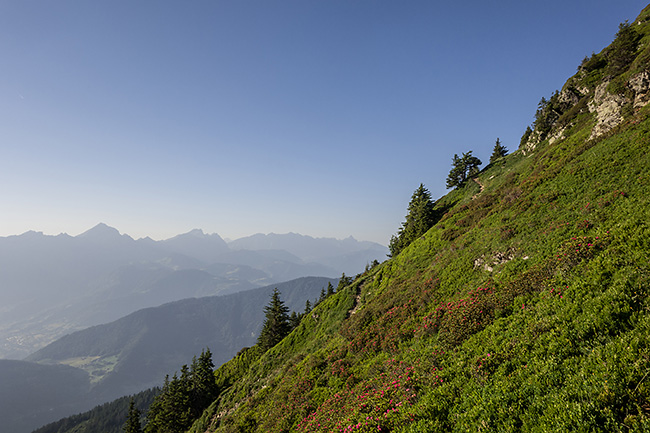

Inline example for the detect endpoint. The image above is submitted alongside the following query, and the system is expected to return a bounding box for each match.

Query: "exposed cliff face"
[629,70,650,107]
[523,70,650,153]
[588,80,628,139]
[521,10,650,152]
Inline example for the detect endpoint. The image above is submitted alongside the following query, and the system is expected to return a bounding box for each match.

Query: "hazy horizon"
[0,222,384,245]
[2,1,646,245]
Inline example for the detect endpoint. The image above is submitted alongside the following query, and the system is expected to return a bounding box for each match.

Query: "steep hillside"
[176,7,650,433]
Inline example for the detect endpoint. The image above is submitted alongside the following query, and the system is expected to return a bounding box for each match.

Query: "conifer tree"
[326,282,335,297]
[337,273,353,291]
[607,20,641,75]
[520,125,533,147]
[189,349,217,418]
[318,288,326,303]
[304,299,312,315]
[145,372,192,433]
[490,138,508,163]
[446,151,482,189]
[257,289,291,351]
[445,154,464,189]
[124,398,142,433]
[145,348,217,433]
[389,184,436,257]
[289,311,300,330]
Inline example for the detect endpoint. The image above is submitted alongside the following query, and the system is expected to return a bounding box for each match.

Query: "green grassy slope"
[188,6,650,433]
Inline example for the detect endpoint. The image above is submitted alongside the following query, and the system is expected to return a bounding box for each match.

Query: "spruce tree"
[446,151,482,189]
[326,282,335,297]
[145,348,217,433]
[145,372,192,433]
[607,20,641,76]
[337,273,353,291]
[489,138,508,163]
[289,311,300,329]
[389,184,436,257]
[465,151,482,178]
[257,289,291,351]
[189,349,217,418]
[520,125,533,147]
[124,398,142,433]
[318,288,326,303]
[445,154,465,189]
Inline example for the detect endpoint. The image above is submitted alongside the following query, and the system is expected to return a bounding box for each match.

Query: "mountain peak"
[78,223,131,241]
[161,229,229,262]
[169,228,224,240]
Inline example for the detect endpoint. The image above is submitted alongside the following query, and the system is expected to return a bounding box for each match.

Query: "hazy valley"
[0,225,386,359]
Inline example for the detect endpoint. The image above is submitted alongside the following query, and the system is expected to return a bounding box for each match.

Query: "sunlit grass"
[191,71,650,433]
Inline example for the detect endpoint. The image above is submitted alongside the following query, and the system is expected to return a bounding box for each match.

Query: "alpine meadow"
[29,4,650,433]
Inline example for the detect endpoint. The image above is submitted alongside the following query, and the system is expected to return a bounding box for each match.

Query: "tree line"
[258,275,353,351]
[389,138,508,257]
[141,349,218,433]
[124,279,347,433]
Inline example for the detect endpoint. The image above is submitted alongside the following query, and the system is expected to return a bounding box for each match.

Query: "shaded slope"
[0,360,91,433]
[32,389,159,433]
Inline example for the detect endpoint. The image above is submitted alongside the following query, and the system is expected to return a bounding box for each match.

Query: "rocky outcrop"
[588,81,627,139]
[587,71,650,139]
[521,87,583,155]
[522,66,650,147]
[548,125,568,145]
[629,70,650,108]
[473,249,516,272]
[521,129,543,156]
[558,87,581,107]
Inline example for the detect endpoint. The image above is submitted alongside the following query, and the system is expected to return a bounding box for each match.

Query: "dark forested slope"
[0,360,91,433]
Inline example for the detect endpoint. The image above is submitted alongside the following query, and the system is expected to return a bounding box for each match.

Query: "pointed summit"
[77,223,132,242]
[166,228,225,242]
[186,228,206,237]
[161,228,229,264]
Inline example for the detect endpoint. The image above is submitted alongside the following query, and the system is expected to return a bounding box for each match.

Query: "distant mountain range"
[2,277,336,433]
[0,224,386,359]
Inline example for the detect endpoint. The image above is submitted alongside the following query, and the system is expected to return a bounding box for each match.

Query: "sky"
[1,1,648,245]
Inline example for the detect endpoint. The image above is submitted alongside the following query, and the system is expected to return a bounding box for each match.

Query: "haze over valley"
[0,223,386,359]
[0,222,379,432]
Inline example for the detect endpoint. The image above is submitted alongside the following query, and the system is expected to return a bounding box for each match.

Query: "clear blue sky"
[1,1,647,245]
